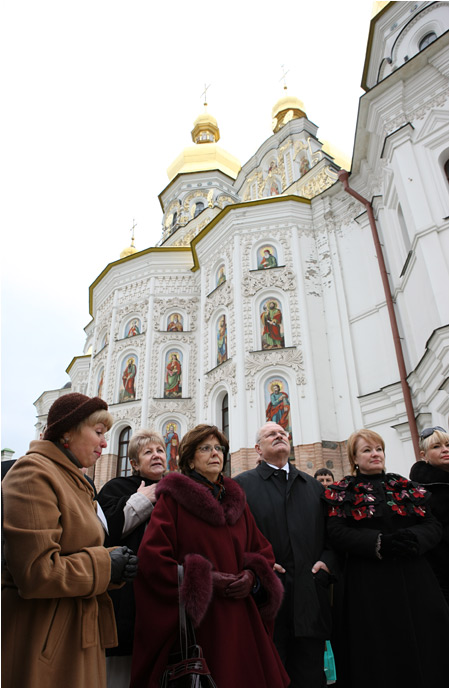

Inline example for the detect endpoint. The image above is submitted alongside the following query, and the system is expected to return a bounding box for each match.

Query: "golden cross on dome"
[129,219,137,246]
[280,64,290,90]
[201,83,211,107]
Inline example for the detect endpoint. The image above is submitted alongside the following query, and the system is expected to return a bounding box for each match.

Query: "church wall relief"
[164,350,183,399]
[163,420,180,472]
[124,317,141,338]
[119,354,138,403]
[257,244,279,270]
[260,298,285,349]
[216,314,228,365]
[167,313,184,332]
[264,375,292,441]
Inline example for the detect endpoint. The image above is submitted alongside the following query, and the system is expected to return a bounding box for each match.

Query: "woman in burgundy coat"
[131,424,289,688]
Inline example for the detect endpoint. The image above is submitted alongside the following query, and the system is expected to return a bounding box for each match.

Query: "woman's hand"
[137,481,158,504]
[109,546,139,584]
[226,570,255,599]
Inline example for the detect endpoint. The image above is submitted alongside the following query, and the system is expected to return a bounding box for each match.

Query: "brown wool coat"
[1,440,118,688]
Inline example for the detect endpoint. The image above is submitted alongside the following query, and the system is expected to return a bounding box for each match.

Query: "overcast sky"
[2,0,375,459]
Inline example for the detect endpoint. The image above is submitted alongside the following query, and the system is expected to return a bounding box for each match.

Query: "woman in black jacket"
[98,429,166,688]
[410,426,448,602]
[323,428,448,688]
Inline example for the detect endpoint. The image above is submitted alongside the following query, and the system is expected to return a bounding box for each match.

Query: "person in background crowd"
[410,426,449,602]
[235,422,338,688]
[98,429,166,688]
[314,468,335,487]
[131,424,289,688]
[323,428,448,688]
[1,393,138,688]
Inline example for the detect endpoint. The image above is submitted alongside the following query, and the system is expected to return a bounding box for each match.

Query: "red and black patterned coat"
[323,472,448,688]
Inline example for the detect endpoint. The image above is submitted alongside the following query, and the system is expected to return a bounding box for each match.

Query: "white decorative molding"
[204,359,237,405]
[244,348,306,388]
[241,268,297,298]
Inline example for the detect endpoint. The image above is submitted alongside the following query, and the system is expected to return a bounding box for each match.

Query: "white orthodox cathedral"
[34,1,449,487]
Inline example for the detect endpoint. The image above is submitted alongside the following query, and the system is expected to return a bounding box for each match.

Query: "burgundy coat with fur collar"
[131,473,289,688]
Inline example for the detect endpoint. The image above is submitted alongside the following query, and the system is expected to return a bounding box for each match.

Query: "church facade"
[35,1,449,486]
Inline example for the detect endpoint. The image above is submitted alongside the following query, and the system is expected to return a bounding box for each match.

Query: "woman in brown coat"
[1,393,138,688]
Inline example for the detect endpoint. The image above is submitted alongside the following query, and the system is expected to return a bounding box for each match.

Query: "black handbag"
[160,565,216,688]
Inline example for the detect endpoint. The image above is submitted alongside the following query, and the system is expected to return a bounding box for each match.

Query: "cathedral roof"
[166,106,241,181]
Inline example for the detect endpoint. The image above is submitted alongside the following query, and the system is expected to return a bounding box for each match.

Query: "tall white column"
[104,289,120,403]
[232,233,248,452]
[141,276,155,426]
[290,225,321,442]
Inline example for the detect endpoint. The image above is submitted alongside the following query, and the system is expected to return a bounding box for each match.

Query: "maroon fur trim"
[181,554,213,627]
[244,552,285,621]
[156,473,246,526]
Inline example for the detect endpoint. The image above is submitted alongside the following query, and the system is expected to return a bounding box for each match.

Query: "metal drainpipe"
[338,169,420,460]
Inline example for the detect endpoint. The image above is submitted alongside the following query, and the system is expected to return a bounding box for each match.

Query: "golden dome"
[120,221,138,259]
[271,91,307,133]
[120,244,138,259]
[167,107,241,181]
[191,109,220,144]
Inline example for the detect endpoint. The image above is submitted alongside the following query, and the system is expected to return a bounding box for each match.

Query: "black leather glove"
[109,546,138,584]
[379,534,395,558]
[392,529,419,557]
[226,570,255,599]
[122,553,139,582]
[380,530,419,559]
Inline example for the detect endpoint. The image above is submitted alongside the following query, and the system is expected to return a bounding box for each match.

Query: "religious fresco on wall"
[97,367,104,398]
[99,332,108,350]
[125,318,141,337]
[269,179,280,196]
[167,313,183,331]
[264,377,292,441]
[260,298,285,349]
[257,245,278,270]
[216,265,226,286]
[119,355,137,402]
[163,421,180,472]
[164,350,182,398]
[217,315,228,365]
[299,153,310,176]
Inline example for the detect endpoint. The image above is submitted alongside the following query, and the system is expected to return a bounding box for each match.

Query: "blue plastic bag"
[324,640,336,683]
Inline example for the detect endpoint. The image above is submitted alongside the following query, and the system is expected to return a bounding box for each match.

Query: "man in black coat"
[235,422,337,688]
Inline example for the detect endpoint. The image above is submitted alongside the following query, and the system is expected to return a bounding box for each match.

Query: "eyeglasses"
[419,426,446,439]
[197,444,226,455]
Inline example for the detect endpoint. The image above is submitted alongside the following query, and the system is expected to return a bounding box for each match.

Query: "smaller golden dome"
[120,245,138,259]
[271,95,306,119]
[120,221,138,259]
[271,91,307,133]
[191,107,220,144]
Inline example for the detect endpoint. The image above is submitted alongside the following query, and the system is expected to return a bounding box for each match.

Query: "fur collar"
[156,472,246,526]
[410,460,449,485]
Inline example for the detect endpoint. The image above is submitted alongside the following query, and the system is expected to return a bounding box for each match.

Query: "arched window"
[444,159,449,182]
[117,427,132,477]
[222,394,229,441]
[419,32,437,51]
[194,201,204,218]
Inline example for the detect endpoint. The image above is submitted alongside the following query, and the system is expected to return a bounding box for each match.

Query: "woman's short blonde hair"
[419,429,449,454]
[346,429,385,475]
[128,429,166,475]
[78,409,113,432]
